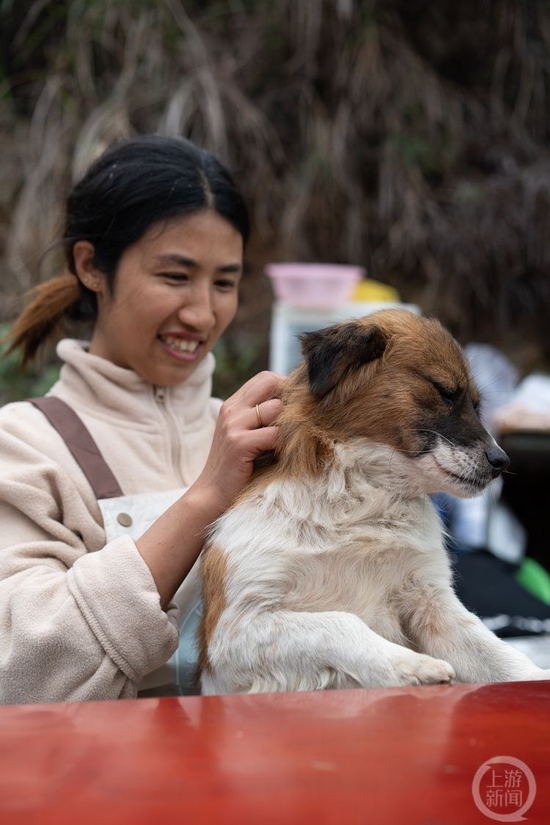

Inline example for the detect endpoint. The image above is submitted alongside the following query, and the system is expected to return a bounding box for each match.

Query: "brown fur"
[199,546,228,672]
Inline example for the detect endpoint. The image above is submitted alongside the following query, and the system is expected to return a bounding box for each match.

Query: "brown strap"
[30,397,124,500]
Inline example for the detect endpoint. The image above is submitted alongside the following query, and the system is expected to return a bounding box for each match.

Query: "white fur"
[201,438,550,695]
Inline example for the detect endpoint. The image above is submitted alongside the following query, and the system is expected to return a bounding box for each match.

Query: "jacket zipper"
[154,386,186,487]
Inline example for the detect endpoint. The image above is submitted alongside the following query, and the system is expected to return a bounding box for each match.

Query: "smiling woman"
[0,135,284,703]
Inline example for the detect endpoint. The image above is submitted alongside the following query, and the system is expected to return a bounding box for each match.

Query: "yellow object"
[352,279,400,303]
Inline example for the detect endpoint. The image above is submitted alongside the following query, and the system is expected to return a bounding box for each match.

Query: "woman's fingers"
[217,371,285,434]
[251,397,283,429]
[231,370,286,408]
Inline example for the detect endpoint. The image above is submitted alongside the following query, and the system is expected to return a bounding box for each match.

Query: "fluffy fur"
[200,309,550,694]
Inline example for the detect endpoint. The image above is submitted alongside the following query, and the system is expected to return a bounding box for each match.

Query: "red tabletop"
[0,681,548,824]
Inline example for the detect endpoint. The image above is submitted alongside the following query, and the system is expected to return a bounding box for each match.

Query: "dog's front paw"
[392,652,455,687]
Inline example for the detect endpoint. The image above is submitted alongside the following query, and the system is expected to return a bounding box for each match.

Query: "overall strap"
[30,396,124,500]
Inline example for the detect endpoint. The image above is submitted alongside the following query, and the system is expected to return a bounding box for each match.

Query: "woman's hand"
[137,370,285,608]
[191,370,286,517]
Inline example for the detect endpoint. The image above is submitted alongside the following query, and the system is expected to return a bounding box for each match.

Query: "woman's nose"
[178,286,215,330]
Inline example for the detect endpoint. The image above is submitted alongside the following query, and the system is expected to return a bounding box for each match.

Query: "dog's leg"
[402,584,550,683]
[202,609,455,694]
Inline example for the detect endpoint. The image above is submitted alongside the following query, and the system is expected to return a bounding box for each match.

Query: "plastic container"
[265,263,365,309]
[352,278,400,303]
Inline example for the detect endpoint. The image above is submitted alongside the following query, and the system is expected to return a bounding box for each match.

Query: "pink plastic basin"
[265,263,365,308]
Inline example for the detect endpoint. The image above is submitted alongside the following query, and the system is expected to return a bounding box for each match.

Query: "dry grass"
[2,0,550,386]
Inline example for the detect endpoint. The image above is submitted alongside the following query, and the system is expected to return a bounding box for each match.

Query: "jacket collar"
[55,339,216,428]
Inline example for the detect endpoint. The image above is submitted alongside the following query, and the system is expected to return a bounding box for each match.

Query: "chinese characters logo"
[472,756,537,821]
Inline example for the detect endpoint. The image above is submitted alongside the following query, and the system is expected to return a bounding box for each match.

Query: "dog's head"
[286,309,508,497]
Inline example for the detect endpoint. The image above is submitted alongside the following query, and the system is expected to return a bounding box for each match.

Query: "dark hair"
[7,134,250,364]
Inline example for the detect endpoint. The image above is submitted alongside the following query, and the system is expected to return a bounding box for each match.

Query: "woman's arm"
[0,371,283,702]
[136,371,285,610]
[0,410,180,703]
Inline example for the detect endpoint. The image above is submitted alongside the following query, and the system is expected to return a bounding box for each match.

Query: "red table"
[0,681,548,824]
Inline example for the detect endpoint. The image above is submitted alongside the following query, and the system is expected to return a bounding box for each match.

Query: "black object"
[451,549,550,638]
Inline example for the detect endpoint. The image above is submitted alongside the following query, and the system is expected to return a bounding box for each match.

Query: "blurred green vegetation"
[212,334,263,400]
[0,325,60,404]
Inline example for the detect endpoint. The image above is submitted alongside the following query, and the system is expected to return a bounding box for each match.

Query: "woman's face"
[84,210,243,387]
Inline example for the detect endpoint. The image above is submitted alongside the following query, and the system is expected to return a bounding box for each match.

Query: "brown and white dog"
[199,309,550,694]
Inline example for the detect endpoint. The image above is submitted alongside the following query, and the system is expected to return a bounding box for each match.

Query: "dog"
[199,309,550,694]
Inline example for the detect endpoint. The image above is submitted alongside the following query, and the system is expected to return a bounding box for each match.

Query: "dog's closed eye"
[431,381,457,404]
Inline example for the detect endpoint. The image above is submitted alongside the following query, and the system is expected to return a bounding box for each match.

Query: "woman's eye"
[162,272,189,282]
[215,279,238,290]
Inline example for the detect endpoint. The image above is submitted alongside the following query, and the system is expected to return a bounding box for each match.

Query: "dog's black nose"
[485,445,510,478]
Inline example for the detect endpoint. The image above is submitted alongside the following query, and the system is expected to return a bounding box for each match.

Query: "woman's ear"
[72,241,106,294]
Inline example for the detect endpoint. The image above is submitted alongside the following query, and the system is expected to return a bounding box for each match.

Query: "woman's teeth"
[162,336,199,353]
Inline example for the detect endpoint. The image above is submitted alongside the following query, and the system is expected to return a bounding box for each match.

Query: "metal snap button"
[117,512,133,527]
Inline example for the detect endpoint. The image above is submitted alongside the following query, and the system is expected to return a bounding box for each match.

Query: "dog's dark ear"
[300,321,387,398]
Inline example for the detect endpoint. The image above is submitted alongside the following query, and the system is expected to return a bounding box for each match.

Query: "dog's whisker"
[387,446,424,456]
[417,429,456,448]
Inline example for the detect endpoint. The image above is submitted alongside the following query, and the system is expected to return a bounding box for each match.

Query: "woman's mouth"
[158,334,202,360]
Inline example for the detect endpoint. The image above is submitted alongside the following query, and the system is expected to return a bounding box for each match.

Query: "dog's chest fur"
[211,443,450,646]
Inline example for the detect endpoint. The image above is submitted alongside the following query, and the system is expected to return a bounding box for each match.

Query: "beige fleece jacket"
[0,340,222,704]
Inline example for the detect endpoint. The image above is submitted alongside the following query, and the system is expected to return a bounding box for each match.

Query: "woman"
[0,135,284,703]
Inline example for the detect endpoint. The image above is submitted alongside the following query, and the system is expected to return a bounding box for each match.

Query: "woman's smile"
[158,333,203,360]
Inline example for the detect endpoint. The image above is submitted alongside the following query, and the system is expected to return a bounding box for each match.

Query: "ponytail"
[4,273,94,366]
